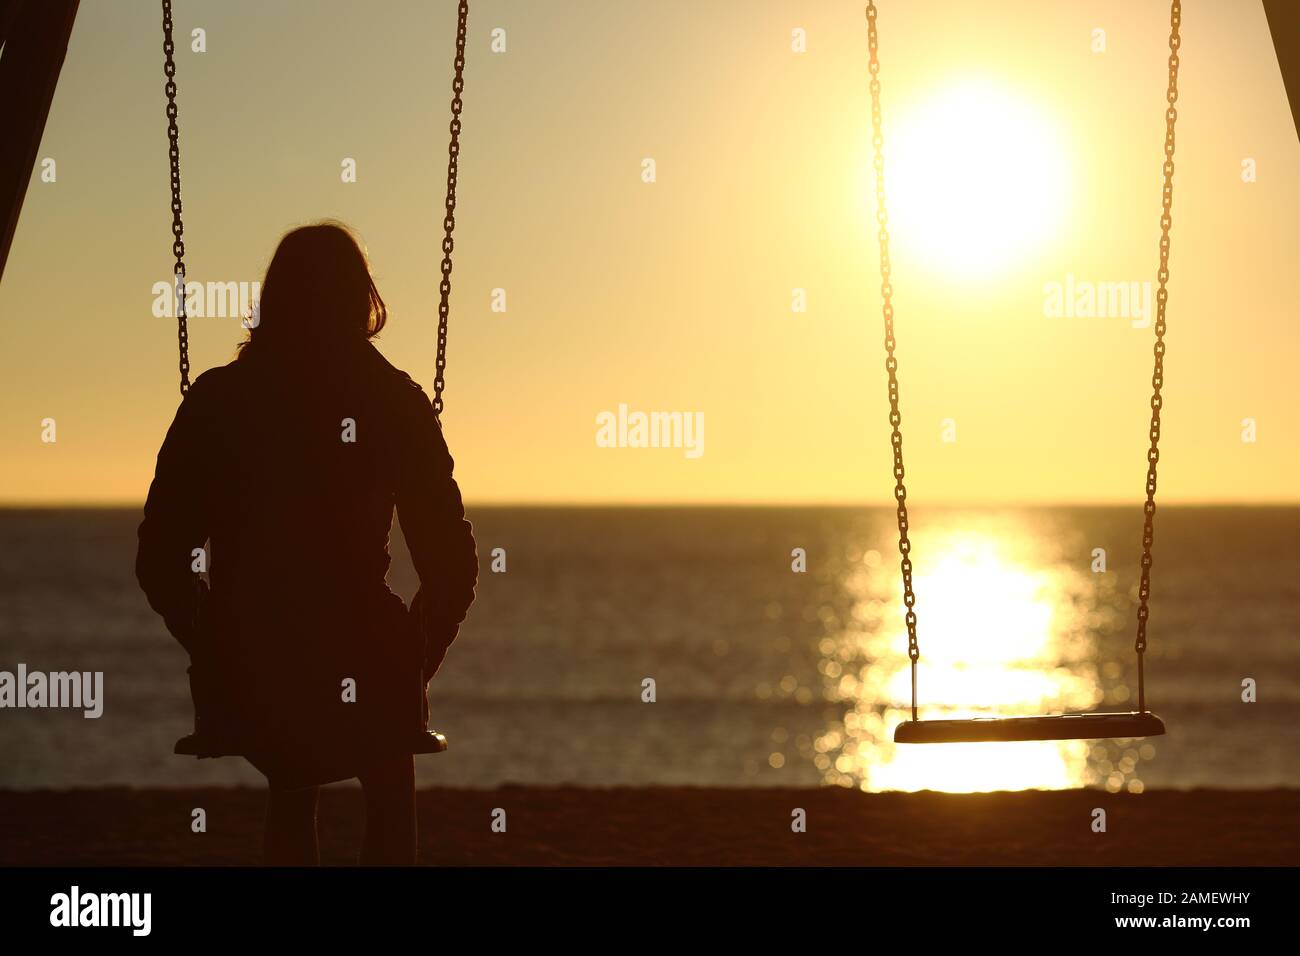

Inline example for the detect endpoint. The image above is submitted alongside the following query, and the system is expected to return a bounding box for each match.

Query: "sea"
[0,506,1295,792]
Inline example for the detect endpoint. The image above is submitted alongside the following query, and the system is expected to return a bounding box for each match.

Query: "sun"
[880,79,1071,281]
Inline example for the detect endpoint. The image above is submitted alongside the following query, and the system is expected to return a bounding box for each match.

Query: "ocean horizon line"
[2,500,1299,511]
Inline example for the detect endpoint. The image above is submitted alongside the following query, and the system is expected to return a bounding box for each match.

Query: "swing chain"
[1135,0,1181,713]
[865,2,919,721]
[433,0,469,419]
[161,0,190,395]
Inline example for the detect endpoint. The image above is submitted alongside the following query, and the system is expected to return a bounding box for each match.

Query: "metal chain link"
[161,0,190,395]
[864,0,1180,721]
[1135,0,1182,714]
[864,2,919,721]
[432,0,469,419]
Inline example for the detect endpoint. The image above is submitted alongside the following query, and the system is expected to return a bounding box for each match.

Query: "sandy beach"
[1,787,1295,866]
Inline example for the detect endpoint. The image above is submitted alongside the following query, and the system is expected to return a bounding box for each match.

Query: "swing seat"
[894,711,1165,744]
[173,729,448,758]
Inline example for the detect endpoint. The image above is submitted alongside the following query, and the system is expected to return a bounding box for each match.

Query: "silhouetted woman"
[136,222,478,865]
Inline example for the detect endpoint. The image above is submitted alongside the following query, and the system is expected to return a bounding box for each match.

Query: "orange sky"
[1,0,1297,505]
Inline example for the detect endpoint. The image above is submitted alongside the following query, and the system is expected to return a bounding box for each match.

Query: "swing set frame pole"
[0,0,80,285]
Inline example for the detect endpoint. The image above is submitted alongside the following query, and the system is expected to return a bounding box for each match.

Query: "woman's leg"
[262,784,321,866]
[357,753,417,865]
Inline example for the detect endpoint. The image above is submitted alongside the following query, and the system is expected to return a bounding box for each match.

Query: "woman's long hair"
[239,221,386,360]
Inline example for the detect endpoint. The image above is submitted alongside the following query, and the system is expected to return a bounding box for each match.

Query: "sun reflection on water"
[815,515,1157,793]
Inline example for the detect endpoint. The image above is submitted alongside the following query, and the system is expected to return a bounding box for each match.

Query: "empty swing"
[863,1,1180,744]
[165,0,471,759]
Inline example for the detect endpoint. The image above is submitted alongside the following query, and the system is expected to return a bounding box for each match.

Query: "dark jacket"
[136,339,477,783]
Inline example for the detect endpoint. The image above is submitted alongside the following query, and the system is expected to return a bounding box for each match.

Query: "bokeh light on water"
[815,512,1157,792]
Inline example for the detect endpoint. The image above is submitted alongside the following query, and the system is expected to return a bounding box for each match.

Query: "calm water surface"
[0,507,1295,791]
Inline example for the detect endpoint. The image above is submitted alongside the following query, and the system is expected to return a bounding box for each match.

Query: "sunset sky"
[1,0,1297,505]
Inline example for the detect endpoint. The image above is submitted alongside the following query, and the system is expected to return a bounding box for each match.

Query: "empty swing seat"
[894,711,1166,744]
[174,730,448,758]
